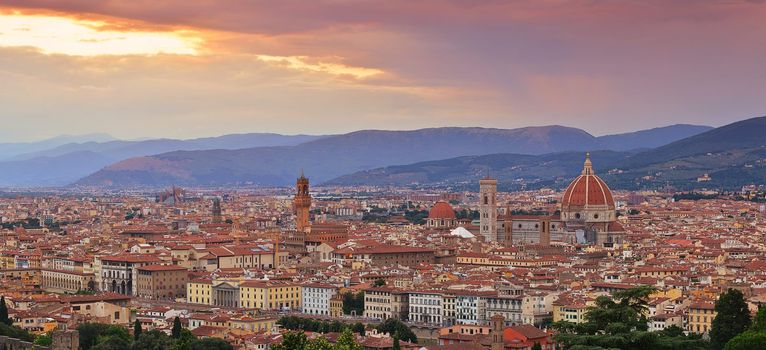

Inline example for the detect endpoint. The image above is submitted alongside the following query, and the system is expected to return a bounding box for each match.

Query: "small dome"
[428,201,456,219]
[562,153,615,211]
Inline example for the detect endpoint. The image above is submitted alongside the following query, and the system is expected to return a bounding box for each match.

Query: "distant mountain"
[0,133,323,187]
[326,150,632,189]
[0,133,116,160]
[595,124,713,151]
[9,133,323,160]
[601,116,766,189]
[75,124,710,188]
[0,151,115,187]
[328,117,766,190]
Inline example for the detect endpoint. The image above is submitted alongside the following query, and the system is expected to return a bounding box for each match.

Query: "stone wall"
[0,335,46,350]
[0,330,79,350]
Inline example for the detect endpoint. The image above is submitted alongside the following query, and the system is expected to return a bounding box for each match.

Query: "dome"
[561,153,615,211]
[428,201,456,219]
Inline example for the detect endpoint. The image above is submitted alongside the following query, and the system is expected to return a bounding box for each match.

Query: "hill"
[328,117,766,190]
[0,133,116,160]
[0,133,323,187]
[75,124,709,188]
[325,150,631,190]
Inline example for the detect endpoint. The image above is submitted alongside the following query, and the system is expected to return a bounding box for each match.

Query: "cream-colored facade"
[187,279,213,305]
[239,281,301,310]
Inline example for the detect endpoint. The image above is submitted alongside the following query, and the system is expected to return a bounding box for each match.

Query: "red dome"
[428,201,456,219]
[561,154,615,210]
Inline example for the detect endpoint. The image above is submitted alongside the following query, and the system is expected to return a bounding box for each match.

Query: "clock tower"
[294,171,312,232]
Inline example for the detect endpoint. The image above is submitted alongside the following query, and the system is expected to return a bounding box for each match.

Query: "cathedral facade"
[502,153,625,247]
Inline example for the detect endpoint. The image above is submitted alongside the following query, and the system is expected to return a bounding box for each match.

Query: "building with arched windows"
[503,153,625,247]
[426,201,458,229]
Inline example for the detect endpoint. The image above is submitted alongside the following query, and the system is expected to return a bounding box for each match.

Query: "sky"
[0,1,764,142]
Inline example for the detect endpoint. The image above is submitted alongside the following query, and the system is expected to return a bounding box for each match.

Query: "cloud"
[255,55,383,79]
[0,1,765,140]
[0,12,201,55]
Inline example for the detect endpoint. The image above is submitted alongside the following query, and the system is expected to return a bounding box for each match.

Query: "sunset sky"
[1,0,765,141]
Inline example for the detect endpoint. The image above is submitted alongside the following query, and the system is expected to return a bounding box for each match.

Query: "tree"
[132,330,173,350]
[189,337,234,350]
[553,286,708,350]
[342,292,364,316]
[172,316,182,339]
[305,337,333,350]
[78,323,113,350]
[531,343,542,350]
[723,331,766,350]
[133,320,142,340]
[711,289,752,350]
[352,323,366,336]
[376,319,417,343]
[750,306,766,332]
[335,328,363,350]
[373,278,386,287]
[0,296,10,325]
[92,336,131,350]
[171,329,197,350]
[34,333,53,346]
[392,333,401,350]
[272,331,308,350]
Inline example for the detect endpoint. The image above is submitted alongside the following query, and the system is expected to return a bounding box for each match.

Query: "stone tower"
[212,197,222,224]
[294,171,312,232]
[490,314,505,350]
[480,177,498,242]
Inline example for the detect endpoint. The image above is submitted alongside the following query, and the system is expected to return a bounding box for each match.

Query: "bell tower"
[294,170,312,232]
[480,177,498,242]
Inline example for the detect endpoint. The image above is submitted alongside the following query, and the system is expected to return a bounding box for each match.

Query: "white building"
[408,291,444,326]
[455,291,492,325]
[301,283,337,316]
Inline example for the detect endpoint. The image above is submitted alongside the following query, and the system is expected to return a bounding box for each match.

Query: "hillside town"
[0,155,764,349]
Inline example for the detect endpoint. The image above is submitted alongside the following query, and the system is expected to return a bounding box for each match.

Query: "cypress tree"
[172,316,182,339]
[133,319,142,340]
[0,295,10,325]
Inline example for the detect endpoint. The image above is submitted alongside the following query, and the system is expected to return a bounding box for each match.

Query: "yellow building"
[553,298,592,324]
[330,294,344,317]
[239,281,301,310]
[229,315,278,332]
[187,279,213,305]
[687,301,716,334]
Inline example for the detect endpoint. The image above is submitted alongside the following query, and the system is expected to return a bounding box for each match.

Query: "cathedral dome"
[561,153,615,212]
[428,201,456,219]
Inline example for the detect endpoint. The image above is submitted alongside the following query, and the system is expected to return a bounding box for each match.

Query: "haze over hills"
[325,150,633,190]
[328,116,766,190]
[0,133,116,160]
[0,133,324,187]
[74,123,712,188]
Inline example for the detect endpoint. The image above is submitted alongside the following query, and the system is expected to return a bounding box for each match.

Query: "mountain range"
[0,133,323,187]
[74,123,714,188]
[328,117,766,191]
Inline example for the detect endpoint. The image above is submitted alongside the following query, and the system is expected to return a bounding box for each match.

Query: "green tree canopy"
[189,337,234,350]
[132,330,173,350]
[376,319,417,343]
[722,331,766,350]
[553,286,708,350]
[335,328,363,350]
[711,289,752,350]
[750,306,766,332]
